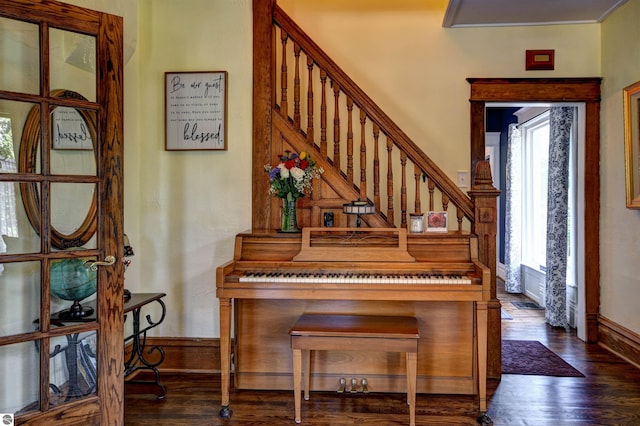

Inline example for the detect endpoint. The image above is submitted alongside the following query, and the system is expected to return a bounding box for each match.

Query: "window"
[0,116,15,167]
[518,109,576,287]
[521,111,550,272]
[0,115,18,257]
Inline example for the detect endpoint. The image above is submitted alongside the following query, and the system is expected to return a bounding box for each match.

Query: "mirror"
[624,80,640,209]
[18,89,98,249]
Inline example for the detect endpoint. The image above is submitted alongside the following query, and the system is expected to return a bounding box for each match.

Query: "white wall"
[60,0,640,340]
[124,0,253,337]
[600,0,640,333]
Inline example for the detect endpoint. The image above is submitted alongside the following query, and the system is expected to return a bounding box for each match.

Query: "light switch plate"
[457,171,469,187]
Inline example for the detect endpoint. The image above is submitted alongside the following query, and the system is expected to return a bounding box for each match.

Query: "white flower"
[290,167,305,181]
[278,163,290,178]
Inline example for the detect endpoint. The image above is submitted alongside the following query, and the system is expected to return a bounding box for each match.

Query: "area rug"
[512,301,544,310]
[502,340,584,377]
[501,309,513,320]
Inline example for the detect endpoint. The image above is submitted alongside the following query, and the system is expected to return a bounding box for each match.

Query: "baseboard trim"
[140,324,640,376]
[142,337,221,373]
[598,316,640,369]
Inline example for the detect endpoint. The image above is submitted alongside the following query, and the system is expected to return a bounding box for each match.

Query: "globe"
[50,258,97,318]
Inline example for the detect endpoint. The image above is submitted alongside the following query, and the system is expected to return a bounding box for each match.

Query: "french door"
[0,0,124,424]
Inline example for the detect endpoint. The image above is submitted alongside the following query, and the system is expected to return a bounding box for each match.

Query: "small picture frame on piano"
[426,211,448,232]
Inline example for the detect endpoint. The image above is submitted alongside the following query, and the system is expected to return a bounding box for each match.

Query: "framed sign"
[624,80,640,208]
[525,49,555,71]
[52,106,94,150]
[165,71,227,151]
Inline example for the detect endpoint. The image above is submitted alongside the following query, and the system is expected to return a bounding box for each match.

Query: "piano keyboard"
[239,272,472,285]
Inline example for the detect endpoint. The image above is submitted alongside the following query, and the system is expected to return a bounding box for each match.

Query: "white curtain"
[504,123,522,293]
[0,158,18,274]
[544,106,575,327]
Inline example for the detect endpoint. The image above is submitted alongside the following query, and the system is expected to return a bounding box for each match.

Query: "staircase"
[267,4,483,232]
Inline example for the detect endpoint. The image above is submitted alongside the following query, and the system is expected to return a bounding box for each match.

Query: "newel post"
[467,160,502,379]
[468,160,500,297]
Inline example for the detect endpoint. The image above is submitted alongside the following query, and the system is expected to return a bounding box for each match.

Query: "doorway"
[468,78,601,351]
[487,103,586,337]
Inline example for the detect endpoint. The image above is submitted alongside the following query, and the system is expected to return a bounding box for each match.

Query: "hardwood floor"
[125,284,640,425]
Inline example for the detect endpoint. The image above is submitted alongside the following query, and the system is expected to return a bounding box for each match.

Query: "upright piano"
[216,227,491,420]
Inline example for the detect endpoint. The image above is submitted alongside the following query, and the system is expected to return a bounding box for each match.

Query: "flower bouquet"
[265,150,323,231]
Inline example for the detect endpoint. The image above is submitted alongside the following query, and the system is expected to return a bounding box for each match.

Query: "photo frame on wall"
[426,211,448,232]
[165,71,227,151]
[624,80,640,208]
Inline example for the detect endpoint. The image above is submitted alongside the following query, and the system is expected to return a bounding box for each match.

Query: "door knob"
[84,255,116,271]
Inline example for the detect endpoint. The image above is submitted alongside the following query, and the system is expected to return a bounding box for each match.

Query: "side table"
[49,292,167,399]
[122,292,167,399]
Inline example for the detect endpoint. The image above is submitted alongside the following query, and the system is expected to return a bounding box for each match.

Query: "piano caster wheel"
[477,412,493,425]
[219,405,232,418]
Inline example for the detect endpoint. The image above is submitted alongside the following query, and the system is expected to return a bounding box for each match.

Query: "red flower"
[299,159,309,170]
[285,159,296,169]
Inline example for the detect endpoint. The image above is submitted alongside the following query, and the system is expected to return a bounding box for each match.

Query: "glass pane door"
[0,2,124,423]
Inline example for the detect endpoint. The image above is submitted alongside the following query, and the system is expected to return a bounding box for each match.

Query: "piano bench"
[289,313,419,425]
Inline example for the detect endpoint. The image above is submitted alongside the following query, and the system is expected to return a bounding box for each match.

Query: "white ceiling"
[443,0,628,27]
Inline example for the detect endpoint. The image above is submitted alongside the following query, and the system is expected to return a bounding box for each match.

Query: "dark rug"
[512,301,544,310]
[502,340,584,377]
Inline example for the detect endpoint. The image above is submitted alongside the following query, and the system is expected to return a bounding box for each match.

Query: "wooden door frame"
[96,8,126,426]
[468,77,601,343]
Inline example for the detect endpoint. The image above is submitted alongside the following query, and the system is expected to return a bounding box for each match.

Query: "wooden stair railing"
[272,4,477,231]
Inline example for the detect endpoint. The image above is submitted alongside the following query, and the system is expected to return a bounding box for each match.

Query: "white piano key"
[239,271,472,284]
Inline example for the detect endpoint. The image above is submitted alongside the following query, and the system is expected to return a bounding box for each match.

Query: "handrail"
[273,5,475,221]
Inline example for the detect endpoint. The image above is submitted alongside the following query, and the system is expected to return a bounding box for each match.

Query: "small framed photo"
[165,71,227,151]
[426,211,448,232]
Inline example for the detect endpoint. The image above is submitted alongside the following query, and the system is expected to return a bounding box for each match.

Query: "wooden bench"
[289,314,420,425]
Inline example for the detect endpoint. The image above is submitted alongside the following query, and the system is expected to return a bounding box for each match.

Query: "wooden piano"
[216,227,491,422]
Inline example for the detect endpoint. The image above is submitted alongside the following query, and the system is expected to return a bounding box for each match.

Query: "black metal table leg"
[124,298,167,398]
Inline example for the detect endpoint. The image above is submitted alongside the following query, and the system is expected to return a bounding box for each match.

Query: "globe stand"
[57,300,94,319]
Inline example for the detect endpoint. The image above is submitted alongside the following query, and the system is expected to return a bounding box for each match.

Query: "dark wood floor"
[125,285,640,425]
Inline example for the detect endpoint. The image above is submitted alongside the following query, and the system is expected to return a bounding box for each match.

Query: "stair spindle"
[414,165,422,214]
[306,56,314,144]
[386,136,395,224]
[442,193,450,212]
[373,123,380,211]
[428,178,435,211]
[332,81,341,169]
[456,207,464,232]
[359,110,367,201]
[320,70,327,158]
[280,29,289,118]
[293,43,301,130]
[346,97,354,185]
[400,152,408,228]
